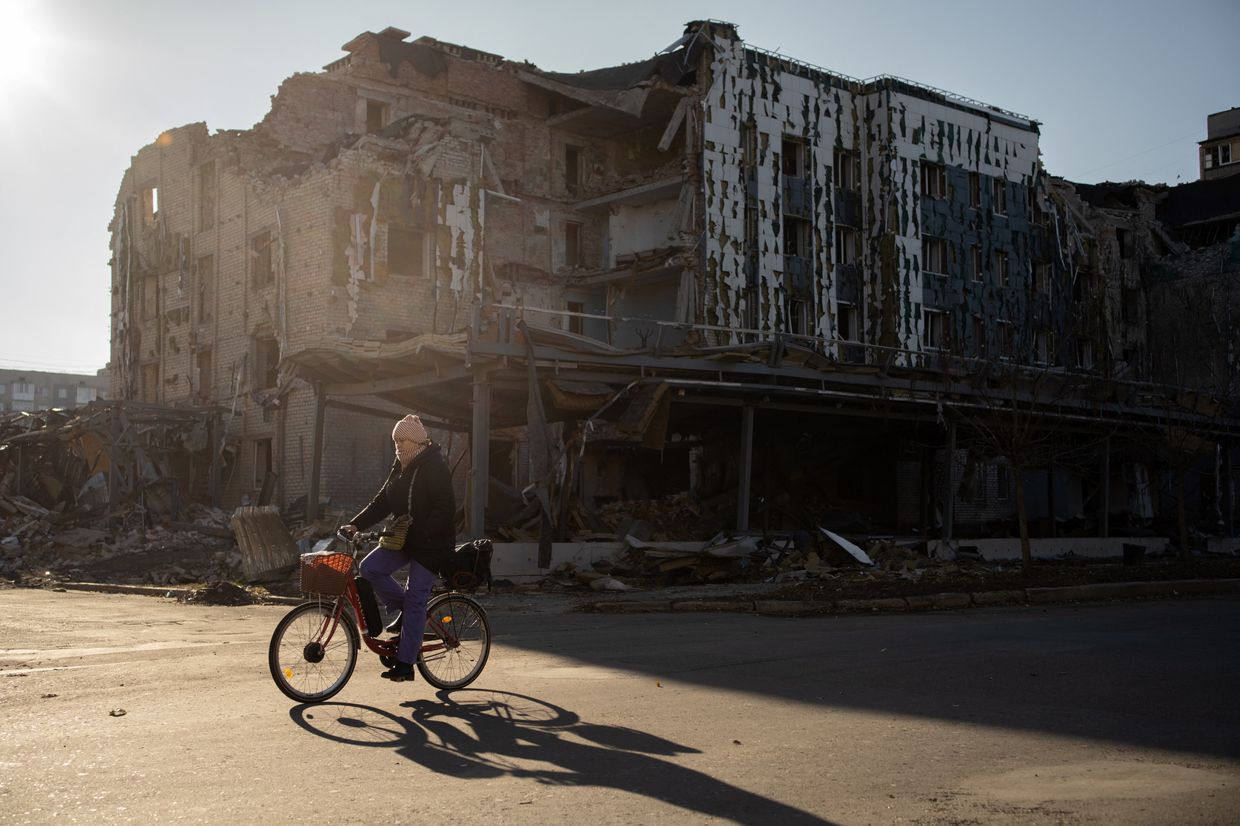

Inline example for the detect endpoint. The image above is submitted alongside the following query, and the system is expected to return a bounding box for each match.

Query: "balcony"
[782,175,814,219]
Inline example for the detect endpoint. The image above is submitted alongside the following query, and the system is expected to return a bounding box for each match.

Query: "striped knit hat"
[392,414,428,444]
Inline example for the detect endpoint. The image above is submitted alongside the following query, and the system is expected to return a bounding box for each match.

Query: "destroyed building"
[106,22,1240,552]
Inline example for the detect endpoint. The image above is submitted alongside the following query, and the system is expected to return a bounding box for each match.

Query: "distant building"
[1200,107,1240,181]
[0,368,108,413]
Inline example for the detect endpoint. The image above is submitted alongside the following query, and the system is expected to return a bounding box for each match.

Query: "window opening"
[565,145,581,195]
[365,100,388,134]
[387,227,425,276]
[564,222,582,268]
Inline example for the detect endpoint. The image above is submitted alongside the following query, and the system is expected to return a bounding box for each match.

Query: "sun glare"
[0,1,55,99]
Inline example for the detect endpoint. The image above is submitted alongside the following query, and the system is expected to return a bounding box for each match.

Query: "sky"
[0,0,1236,375]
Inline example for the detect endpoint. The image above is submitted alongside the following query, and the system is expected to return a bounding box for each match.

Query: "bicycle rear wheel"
[269,601,359,703]
[417,593,490,689]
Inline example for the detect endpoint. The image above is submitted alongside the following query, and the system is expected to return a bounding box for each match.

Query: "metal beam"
[306,389,326,524]
[469,369,492,538]
[324,398,469,432]
[944,420,956,543]
[1100,437,1110,539]
[323,364,475,398]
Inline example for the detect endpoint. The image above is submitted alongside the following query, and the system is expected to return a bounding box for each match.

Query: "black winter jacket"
[348,444,456,569]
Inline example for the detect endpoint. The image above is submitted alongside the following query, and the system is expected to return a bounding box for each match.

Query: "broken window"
[387,226,425,276]
[1035,331,1055,365]
[1035,262,1052,294]
[781,136,809,178]
[196,349,212,404]
[564,144,581,196]
[784,216,811,258]
[971,245,983,281]
[922,308,947,350]
[920,162,947,199]
[833,149,859,191]
[788,298,812,337]
[563,222,582,268]
[1076,339,1094,370]
[742,120,758,168]
[566,300,584,335]
[142,275,158,320]
[968,172,981,209]
[196,254,213,324]
[198,161,216,231]
[837,302,858,341]
[141,363,159,404]
[254,337,280,389]
[834,225,857,265]
[1122,286,1141,324]
[365,99,388,134]
[997,319,1014,359]
[995,464,1011,500]
[141,185,159,226]
[741,287,759,336]
[995,250,1009,287]
[1206,142,1233,169]
[992,177,1007,215]
[250,231,273,288]
[254,438,273,491]
[1116,228,1135,259]
[923,237,947,275]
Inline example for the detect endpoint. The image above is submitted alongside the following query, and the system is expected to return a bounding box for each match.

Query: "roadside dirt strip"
[46,577,1240,616]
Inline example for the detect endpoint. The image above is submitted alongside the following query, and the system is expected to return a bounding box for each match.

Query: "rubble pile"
[541,531,912,591]
[597,493,722,541]
[0,402,247,587]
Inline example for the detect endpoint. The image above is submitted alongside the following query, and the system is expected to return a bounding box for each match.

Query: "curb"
[583,578,1240,616]
[50,581,302,605]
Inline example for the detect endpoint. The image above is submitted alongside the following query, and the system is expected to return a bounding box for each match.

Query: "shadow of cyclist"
[290,690,837,824]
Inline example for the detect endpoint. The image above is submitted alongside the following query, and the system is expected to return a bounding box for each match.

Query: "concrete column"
[1100,436,1110,539]
[306,389,326,524]
[737,404,755,531]
[943,420,956,542]
[470,370,491,538]
[1048,463,1057,538]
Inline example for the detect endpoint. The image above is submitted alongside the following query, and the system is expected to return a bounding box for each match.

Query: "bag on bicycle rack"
[441,538,494,592]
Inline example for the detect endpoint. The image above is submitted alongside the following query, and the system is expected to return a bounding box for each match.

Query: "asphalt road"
[1,588,1238,825]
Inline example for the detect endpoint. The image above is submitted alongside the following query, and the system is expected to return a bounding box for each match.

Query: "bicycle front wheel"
[417,593,490,689]
[269,601,359,703]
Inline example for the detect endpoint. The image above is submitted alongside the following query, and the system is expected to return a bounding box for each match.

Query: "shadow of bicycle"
[290,690,837,824]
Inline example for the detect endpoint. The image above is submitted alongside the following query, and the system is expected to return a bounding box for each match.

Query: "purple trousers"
[359,547,436,666]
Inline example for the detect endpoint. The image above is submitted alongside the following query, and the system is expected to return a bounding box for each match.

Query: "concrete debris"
[821,529,875,566]
[0,401,260,588]
[178,581,258,605]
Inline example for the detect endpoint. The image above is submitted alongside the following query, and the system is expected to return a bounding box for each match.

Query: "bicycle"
[268,530,491,703]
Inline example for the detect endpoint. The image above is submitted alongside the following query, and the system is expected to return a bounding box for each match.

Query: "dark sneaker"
[381,662,415,682]
[384,611,403,635]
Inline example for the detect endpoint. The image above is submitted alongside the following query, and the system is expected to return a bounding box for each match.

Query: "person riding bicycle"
[340,414,455,682]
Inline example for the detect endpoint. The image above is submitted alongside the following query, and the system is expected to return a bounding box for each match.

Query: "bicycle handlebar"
[336,528,395,544]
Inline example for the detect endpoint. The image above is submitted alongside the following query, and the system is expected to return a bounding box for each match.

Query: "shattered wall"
[698,28,1050,365]
[700,34,865,349]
